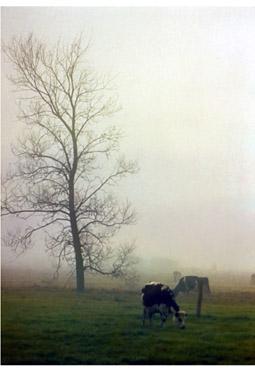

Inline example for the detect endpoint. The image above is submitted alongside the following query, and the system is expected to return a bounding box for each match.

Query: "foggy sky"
[2,7,255,272]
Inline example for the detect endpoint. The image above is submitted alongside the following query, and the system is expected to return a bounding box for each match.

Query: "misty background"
[2,7,255,288]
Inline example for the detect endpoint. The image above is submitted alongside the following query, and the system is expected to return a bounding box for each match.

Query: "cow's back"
[142,282,175,307]
[142,282,163,307]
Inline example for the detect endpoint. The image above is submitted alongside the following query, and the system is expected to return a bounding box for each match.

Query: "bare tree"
[2,35,138,292]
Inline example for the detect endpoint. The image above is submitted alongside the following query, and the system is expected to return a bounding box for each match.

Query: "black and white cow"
[141,281,187,328]
[173,276,211,296]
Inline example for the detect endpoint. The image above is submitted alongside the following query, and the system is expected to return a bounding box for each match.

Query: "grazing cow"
[173,276,211,296]
[251,274,255,285]
[141,281,187,328]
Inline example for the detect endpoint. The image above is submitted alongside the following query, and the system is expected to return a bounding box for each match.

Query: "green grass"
[2,288,255,364]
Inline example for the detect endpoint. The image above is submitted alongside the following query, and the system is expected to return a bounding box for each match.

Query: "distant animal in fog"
[141,281,187,328]
[173,276,211,296]
[251,274,255,285]
[173,271,182,283]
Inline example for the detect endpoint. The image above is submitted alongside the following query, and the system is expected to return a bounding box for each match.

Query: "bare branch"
[2,34,138,291]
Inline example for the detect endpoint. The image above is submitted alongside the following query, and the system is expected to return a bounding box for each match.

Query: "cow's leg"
[159,305,169,327]
[160,313,166,327]
[142,307,147,326]
[159,311,163,327]
[149,311,153,326]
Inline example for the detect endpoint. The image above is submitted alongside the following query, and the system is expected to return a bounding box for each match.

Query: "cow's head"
[174,310,188,329]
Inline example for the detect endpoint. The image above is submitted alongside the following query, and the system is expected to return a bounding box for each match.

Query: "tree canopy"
[2,35,138,291]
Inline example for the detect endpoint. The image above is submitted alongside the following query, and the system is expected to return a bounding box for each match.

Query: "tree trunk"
[71,221,85,292]
[69,132,84,292]
[75,248,85,292]
[69,175,85,292]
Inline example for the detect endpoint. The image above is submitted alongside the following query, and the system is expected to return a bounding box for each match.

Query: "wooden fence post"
[196,278,204,317]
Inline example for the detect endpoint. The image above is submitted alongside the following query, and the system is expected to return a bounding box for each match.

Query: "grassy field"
[2,288,255,364]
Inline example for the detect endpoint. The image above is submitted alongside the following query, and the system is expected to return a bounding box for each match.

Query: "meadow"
[2,287,255,364]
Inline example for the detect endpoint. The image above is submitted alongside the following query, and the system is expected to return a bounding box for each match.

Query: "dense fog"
[2,7,255,289]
